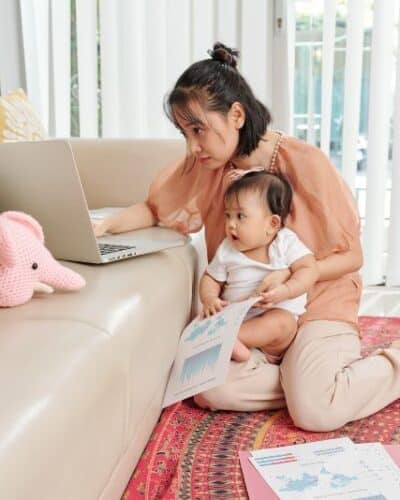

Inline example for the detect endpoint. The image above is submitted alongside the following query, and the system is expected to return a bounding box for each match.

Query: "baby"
[199,170,318,363]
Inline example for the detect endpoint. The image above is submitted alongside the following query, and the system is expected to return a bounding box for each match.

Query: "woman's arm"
[254,241,363,305]
[285,254,319,298]
[316,236,363,281]
[282,138,363,284]
[93,202,157,236]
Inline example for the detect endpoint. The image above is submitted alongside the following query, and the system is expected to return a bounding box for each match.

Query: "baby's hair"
[224,171,293,225]
[164,42,271,160]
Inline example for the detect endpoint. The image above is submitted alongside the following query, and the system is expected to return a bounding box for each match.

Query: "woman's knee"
[287,396,349,432]
[193,386,238,411]
[193,393,210,409]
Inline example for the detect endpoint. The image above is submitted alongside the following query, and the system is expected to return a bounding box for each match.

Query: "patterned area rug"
[123,317,400,499]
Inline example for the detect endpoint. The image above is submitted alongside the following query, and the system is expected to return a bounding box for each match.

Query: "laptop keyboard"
[99,243,136,255]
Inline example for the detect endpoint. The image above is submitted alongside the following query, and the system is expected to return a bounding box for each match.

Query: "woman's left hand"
[255,268,291,294]
[222,169,245,191]
[251,269,291,309]
[224,165,266,188]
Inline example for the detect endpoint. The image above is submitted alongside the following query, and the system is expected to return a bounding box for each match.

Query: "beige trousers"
[194,320,400,431]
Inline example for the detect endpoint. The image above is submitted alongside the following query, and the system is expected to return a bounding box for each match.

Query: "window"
[293,0,398,225]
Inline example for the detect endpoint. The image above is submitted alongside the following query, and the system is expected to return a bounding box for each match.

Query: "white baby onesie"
[207,227,312,319]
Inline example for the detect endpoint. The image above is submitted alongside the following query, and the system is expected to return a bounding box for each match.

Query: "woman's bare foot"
[231,339,251,362]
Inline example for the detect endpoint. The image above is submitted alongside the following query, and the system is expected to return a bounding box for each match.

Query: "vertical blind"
[19,0,71,136]
[295,0,399,286]
[387,12,400,287]
[75,0,98,137]
[16,0,293,138]
[8,0,400,286]
[340,0,363,191]
[319,0,336,155]
[362,0,395,285]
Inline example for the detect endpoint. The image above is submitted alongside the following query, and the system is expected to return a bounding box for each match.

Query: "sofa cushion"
[0,319,126,499]
[0,243,196,499]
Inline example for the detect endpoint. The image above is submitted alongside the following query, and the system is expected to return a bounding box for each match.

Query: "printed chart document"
[239,444,400,500]
[162,297,259,408]
[247,438,400,499]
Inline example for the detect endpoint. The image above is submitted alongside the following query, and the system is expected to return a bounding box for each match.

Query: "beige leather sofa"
[0,139,206,499]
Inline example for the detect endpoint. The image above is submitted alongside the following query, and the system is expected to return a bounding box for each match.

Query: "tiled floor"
[360,286,400,317]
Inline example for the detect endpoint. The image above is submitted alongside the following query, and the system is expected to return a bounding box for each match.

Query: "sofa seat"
[0,243,197,500]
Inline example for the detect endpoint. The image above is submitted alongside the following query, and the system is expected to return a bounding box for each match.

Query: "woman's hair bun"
[207,42,239,68]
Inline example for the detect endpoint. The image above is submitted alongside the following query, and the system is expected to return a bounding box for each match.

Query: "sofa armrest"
[69,138,185,209]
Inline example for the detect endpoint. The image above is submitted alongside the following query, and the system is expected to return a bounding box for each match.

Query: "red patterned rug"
[123,317,400,499]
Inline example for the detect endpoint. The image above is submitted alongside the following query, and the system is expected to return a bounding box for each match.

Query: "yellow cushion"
[0,88,47,142]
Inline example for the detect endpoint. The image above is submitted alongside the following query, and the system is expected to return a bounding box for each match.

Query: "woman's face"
[174,101,244,170]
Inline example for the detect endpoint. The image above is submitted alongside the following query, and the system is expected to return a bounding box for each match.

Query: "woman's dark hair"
[164,42,272,158]
[224,171,293,225]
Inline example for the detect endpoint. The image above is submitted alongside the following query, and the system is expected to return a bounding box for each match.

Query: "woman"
[94,42,400,431]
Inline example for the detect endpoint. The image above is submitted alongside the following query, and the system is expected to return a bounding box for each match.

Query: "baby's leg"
[231,338,252,362]
[238,308,297,359]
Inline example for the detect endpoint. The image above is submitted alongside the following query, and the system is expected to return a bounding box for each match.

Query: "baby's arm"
[199,273,228,317]
[92,202,157,236]
[260,254,318,307]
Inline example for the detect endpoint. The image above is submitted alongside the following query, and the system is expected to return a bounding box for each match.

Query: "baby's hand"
[201,297,229,318]
[257,283,290,309]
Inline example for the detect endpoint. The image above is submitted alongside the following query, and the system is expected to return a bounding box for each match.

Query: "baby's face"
[224,190,279,252]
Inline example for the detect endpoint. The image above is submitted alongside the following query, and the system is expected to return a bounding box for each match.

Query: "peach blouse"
[147,133,362,329]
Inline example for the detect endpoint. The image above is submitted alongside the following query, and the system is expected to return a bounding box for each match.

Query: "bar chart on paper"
[180,344,222,384]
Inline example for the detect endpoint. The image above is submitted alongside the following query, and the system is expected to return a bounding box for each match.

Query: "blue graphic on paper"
[207,315,227,336]
[185,315,227,342]
[323,468,357,488]
[185,319,211,341]
[278,468,357,493]
[180,344,222,383]
[278,473,319,492]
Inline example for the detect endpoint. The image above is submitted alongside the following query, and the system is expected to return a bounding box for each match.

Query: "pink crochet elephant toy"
[0,211,85,307]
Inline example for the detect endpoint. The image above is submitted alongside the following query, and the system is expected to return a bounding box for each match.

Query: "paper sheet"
[162,297,260,408]
[249,438,400,499]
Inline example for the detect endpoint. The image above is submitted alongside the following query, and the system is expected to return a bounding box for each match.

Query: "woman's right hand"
[91,218,110,237]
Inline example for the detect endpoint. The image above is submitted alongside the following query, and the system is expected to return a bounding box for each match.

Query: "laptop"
[0,139,188,264]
